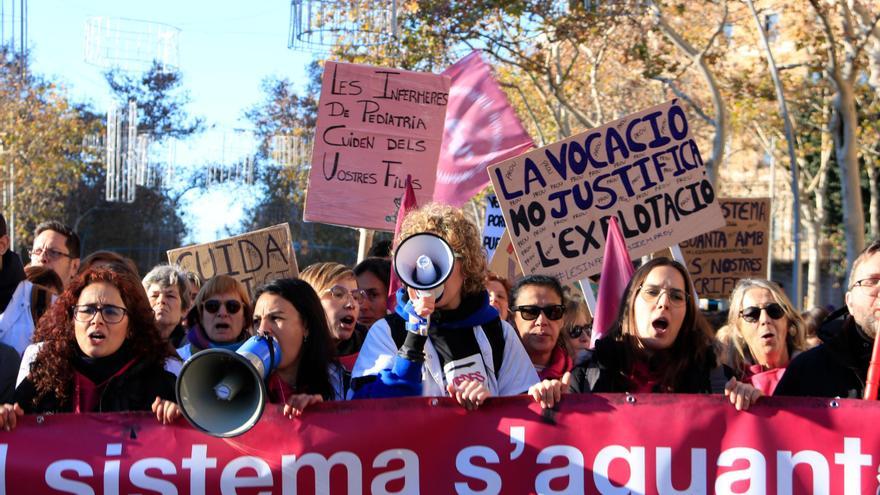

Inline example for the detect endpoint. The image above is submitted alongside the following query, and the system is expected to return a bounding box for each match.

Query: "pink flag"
[591,216,636,347]
[433,51,534,206]
[387,175,419,311]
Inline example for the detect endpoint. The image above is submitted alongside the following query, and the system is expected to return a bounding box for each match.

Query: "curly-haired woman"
[0,267,179,430]
[351,203,538,409]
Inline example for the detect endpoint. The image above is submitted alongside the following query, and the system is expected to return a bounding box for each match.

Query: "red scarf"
[744,364,787,396]
[73,359,136,413]
[537,346,573,381]
[628,360,660,393]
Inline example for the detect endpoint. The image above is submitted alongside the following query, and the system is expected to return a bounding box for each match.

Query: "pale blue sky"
[21,0,314,243]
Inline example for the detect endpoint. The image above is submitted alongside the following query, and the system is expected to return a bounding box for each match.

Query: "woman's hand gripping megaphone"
[407,254,446,335]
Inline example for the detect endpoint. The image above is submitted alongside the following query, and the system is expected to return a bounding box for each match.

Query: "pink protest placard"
[304,61,450,230]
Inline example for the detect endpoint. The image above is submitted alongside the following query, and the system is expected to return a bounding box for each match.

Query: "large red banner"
[2,394,878,494]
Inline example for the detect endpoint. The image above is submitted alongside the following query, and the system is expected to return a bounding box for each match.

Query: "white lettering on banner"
[777,450,829,495]
[221,456,273,495]
[0,444,5,495]
[535,446,584,495]
[4,431,879,493]
[656,447,707,495]
[181,445,217,495]
[130,458,178,495]
[371,449,419,495]
[104,443,121,495]
[593,445,646,494]
[715,447,766,495]
[282,452,362,494]
[509,426,525,460]
[443,354,488,389]
[45,459,95,495]
[454,446,501,495]
[835,438,872,495]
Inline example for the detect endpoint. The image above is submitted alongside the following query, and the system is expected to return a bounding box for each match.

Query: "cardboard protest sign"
[482,194,505,260]
[680,198,771,299]
[488,100,725,286]
[487,230,523,282]
[167,224,298,298]
[304,61,450,231]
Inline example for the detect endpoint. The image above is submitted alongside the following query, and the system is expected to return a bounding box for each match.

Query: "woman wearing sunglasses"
[0,267,179,431]
[510,275,573,380]
[721,279,807,395]
[177,275,252,361]
[529,258,760,411]
[300,262,367,372]
[563,298,593,366]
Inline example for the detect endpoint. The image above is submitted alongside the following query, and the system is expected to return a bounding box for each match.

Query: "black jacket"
[774,314,871,399]
[14,359,176,413]
[0,343,20,403]
[0,250,25,314]
[569,336,730,394]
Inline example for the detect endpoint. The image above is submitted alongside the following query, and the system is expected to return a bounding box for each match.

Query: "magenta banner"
[2,395,878,494]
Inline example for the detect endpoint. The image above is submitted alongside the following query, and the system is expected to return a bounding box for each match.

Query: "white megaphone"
[176,335,282,437]
[393,233,455,334]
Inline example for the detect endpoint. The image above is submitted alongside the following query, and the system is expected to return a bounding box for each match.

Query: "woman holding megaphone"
[350,203,538,409]
[251,278,345,417]
[0,267,179,430]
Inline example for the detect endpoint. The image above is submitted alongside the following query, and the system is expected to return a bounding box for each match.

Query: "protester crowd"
[0,203,878,432]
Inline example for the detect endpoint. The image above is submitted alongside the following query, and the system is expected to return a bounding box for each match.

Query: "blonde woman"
[722,279,807,395]
[299,262,367,372]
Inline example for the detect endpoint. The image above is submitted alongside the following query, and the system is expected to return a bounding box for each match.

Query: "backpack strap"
[385,313,408,350]
[387,314,506,376]
[482,318,505,377]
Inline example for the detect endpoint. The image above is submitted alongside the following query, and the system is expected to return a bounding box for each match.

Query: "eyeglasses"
[851,277,880,292]
[324,286,366,304]
[568,324,592,339]
[72,304,128,324]
[29,247,72,261]
[638,285,688,307]
[203,299,243,315]
[740,303,785,323]
[511,304,566,321]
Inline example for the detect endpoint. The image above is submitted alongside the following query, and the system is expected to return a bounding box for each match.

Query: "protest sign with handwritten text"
[304,61,450,230]
[681,197,771,299]
[482,194,505,260]
[167,224,298,298]
[488,100,725,286]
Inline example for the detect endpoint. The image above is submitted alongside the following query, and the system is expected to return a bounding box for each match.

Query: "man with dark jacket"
[775,240,880,398]
[0,214,25,313]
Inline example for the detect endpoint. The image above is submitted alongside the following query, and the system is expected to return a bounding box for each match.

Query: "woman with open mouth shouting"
[300,262,367,373]
[719,279,808,396]
[528,257,761,411]
[177,275,252,361]
[0,267,179,431]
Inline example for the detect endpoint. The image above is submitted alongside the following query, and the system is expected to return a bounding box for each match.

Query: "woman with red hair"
[0,268,179,430]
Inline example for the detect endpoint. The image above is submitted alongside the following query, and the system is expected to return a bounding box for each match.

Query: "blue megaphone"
[176,335,282,437]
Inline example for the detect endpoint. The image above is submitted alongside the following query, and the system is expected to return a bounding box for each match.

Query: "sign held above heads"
[304,61,450,231]
[167,224,298,298]
[679,197,771,299]
[488,100,725,286]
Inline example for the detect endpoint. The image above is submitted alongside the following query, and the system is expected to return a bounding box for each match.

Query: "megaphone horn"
[176,335,282,437]
[394,233,455,291]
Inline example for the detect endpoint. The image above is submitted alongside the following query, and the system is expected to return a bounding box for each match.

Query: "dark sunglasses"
[204,299,243,315]
[511,304,565,321]
[740,303,785,323]
[568,324,592,339]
